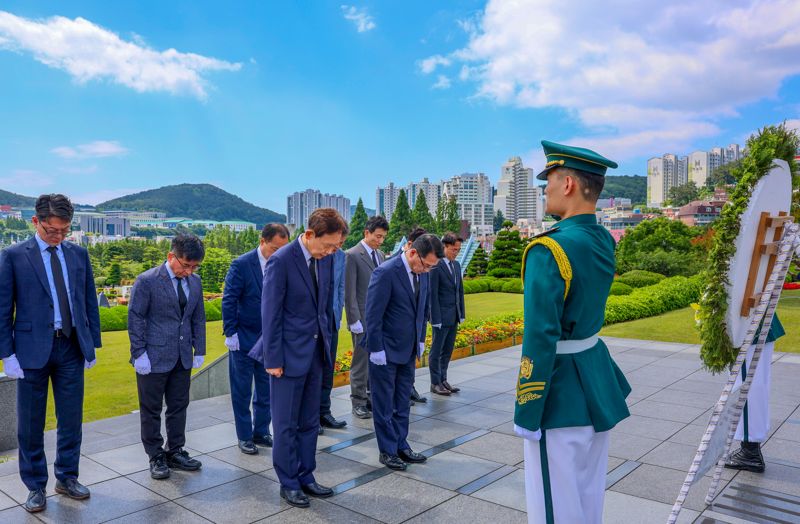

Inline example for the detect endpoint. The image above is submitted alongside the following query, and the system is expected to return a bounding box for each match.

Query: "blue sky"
[1,1,799,214]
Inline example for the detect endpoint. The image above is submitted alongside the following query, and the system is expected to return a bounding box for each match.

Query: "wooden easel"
[668,219,799,524]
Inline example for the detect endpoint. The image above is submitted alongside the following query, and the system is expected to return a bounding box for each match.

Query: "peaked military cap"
[536,140,618,180]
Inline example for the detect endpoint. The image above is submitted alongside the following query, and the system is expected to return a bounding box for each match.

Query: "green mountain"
[96,183,285,225]
[0,189,36,207]
[601,175,647,204]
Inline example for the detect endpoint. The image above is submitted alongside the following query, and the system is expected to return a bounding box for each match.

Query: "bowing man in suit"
[222,223,289,454]
[402,227,430,406]
[429,233,466,396]
[249,208,346,508]
[128,234,206,480]
[365,234,444,471]
[344,215,389,419]
[0,194,102,513]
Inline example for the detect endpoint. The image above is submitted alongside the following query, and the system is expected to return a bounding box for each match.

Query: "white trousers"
[523,425,609,524]
[733,341,774,443]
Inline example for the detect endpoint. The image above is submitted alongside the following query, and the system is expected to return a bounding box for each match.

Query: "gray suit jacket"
[128,264,206,373]
[344,241,384,328]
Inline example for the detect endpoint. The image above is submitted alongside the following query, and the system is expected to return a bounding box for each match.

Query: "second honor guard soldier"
[515,141,631,524]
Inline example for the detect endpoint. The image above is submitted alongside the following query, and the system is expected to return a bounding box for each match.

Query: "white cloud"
[432,75,452,90]
[424,0,800,159]
[51,140,128,160]
[341,5,376,33]
[0,11,241,99]
[419,54,451,74]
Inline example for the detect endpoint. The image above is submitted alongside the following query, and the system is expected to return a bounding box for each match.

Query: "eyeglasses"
[38,222,71,237]
[418,256,438,272]
[173,256,201,271]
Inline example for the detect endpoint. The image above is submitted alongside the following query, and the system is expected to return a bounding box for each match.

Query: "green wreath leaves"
[698,124,798,373]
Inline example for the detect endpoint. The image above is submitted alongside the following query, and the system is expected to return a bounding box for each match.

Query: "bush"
[609,282,633,296]
[616,270,666,288]
[204,298,223,322]
[490,279,508,292]
[487,267,518,279]
[502,280,524,294]
[99,305,128,332]
[605,275,704,325]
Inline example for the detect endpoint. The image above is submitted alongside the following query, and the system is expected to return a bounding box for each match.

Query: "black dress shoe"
[55,478,90,500]
[253,434,273,447]
[379,453,407,471]
[280,487,310,508]
[410,387,427,403]
[430,384,451,396]
[352,405,372,419]
[150,453,170,480]
[238,440,259,455]
[725,441,765,473]
[399,448,428,464]
[301,481,334,498]
[167,449,202,471]
[24,489,46,513]
[320,413,347,429]
[443,381,460,393]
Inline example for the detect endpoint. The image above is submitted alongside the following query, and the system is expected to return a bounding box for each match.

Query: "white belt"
[556,335,599,355]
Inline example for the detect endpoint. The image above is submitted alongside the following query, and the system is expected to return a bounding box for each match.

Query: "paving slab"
[0,456,119,504]
[175,474,284,523]
[602,490,699,523]
[450,431,523,466]
[106,501,212,523]
[256,498,380,523]
[396,450,502,490]
[431,405,513,428]
[471,467,526,512]
[262,452,377,487]
[406,493,527,523]
[126,455,250,500]
[407,418,480,446]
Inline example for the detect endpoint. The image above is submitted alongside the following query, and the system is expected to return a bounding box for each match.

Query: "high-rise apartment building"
[689,151,710,187]
[647,157,667,207]
[494,157,541,226]
[287,189,350,227]
[442,173,494,236]
[376,178,441,222]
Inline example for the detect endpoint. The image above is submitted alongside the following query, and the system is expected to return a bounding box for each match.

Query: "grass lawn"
[600,289,800,353]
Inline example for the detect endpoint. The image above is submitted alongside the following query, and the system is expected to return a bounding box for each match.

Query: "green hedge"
[616,270,666,288]
[464,277,523,295]
[204,298,222,322]
[98,299,224,332]
[605,275,703,325]
[609,282,634,296]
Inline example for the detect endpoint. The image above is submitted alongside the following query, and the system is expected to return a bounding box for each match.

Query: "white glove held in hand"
[225,333,240,351]
[369,350,387,366]
[2,355,24,379]
[349,321,364,334]
[134,353,151,375]
[193,356,204,369]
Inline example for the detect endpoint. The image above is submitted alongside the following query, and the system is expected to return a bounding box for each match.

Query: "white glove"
[349,320,364,334]
[369,350,387,366]
[432,324,442,329]
[225,333,240,351]
[134,353,151,375]
[460,318,465,324]
[193,355,205,369]
[514,424,542,441]
[2,355,24,379]
[84,359,97,370]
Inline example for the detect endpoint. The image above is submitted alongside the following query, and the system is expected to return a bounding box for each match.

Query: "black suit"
[428,258,464,386]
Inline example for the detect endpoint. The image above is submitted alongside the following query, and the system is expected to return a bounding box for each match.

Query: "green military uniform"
[516,140,631,524]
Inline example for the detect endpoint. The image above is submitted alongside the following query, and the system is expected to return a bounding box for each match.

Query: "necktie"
[371,249,379,268]
[46,246,72,336]
[309,258,319,297]
[413,272,419,304]
[448,260,455,277]
[176,277,187,317]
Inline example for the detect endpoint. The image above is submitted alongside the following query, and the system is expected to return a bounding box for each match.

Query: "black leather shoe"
[379,453,407,471]
[253,434,273,447]
[301,481,334,498]
[725,442,765,473]
[443,381,460,393]
[55,478,90,500]
[238,440,259,455]
[410,387,427,403]
[399,448,427,463]
[430,384,451,396]
[280,487,310,508]
[24,489,46,513]
[150,453,170,480]
[321,413,347,429]
[167,449,202,471]
[352,405,372,419]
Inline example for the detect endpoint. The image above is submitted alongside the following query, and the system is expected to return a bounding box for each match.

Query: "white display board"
[725,159,792,348]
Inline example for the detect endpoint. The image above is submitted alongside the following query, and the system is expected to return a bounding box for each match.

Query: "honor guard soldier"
[514,141,632,524]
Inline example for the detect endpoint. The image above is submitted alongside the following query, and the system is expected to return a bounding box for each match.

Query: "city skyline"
[1,1,800,212]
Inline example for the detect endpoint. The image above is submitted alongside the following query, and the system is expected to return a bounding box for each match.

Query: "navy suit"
[0,237,101,490]
[364,253,429,456]
[222,249,271,441]
[429,259,464,386]
[249,238,333,490]
[320,248,345,418]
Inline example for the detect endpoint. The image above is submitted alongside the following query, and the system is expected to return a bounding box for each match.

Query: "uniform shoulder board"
[532,226,559,239]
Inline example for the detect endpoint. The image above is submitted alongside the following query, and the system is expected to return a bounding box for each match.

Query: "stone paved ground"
[0,337,799,523]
